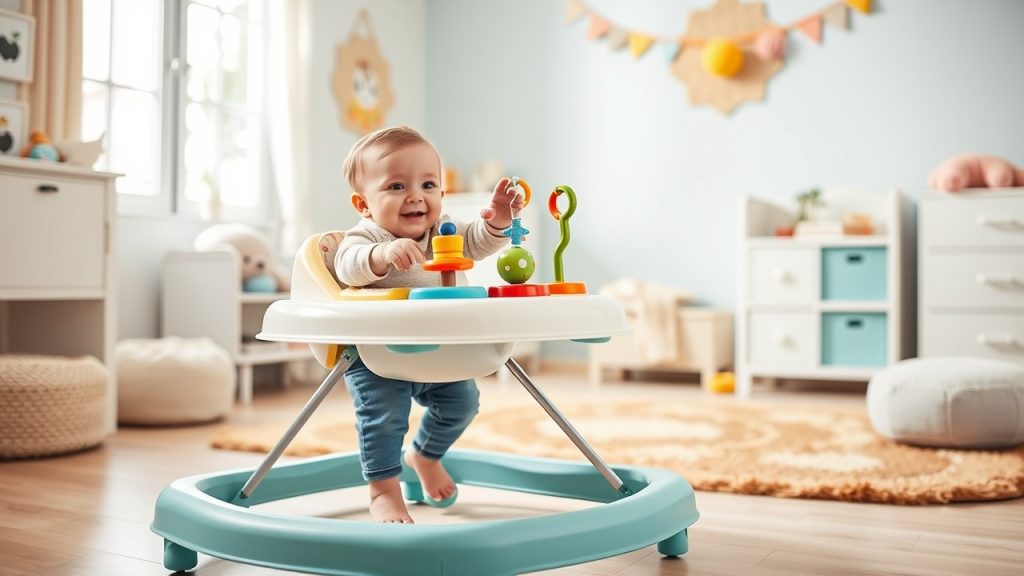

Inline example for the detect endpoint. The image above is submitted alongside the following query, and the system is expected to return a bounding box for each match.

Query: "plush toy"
[193,224,291,293]
[928,154,1024,192]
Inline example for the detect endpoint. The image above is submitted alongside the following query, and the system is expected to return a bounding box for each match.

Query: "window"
[82,0,267,221]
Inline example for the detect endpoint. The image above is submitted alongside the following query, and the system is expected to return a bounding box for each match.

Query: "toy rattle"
[547,185,587,295]
[489,177,550,298]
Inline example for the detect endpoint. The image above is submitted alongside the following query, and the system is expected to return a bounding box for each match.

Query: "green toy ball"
[497,246,535,284]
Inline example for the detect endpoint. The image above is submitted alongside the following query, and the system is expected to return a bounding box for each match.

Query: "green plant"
[795,188,823,222]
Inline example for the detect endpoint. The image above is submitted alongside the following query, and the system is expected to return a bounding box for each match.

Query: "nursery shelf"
[746,235,889,248]
[240,292,291,304]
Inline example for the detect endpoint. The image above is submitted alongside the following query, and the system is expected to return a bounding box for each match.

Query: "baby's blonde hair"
[342,125,442,194]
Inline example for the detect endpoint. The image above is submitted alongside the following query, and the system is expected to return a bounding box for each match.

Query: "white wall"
[424,0,1024,358]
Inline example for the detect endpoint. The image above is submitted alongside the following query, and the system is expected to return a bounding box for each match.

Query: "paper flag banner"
[628,33,654,58]
[823,4,848,30]
[659,42,683,64]
[606,27,629,51]
[845,0,871,14]
[796,15,822,43]
[586,15,611,39]
[565,0,586,23]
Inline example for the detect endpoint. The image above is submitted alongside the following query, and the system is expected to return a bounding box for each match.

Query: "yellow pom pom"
[701,38,744,77]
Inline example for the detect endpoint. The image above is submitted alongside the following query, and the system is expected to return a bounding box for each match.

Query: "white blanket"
[599,279,692,364]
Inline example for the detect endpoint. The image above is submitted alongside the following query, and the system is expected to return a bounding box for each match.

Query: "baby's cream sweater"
[335,217,508,288]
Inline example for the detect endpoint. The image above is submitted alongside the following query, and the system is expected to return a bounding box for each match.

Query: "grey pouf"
[0,355,108,459]
[867,357,1024,449]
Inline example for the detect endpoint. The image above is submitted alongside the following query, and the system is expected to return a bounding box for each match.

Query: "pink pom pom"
[754,28,787,61]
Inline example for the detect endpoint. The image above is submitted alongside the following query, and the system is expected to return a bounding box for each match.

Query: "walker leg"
[657,529,689,557]
[163,539,198,571]
[236,347,359,501]
[504,358,630,495]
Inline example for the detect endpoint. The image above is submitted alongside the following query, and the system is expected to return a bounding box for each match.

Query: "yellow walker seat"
[151,230,699,576]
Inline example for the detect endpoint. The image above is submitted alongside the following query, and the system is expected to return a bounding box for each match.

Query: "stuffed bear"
[928,154,1024,192]
[193,224,291,293]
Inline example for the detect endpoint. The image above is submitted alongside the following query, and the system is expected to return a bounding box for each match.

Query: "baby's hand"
[377,238,425,273]
[480,177,524,231]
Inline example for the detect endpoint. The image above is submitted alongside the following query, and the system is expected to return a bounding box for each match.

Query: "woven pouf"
[117,337,235,425]
[867,357,1024,449]
[0,355,108,459]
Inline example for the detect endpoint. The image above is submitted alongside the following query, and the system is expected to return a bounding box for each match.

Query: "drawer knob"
[977,333,1018,347]
[976,274,1020,287]
[976,215,1021,227]
[773,331,791,347]
[772,267,789,283]
[36,184,59,193]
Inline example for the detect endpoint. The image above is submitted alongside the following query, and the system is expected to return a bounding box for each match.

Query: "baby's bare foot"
[368,477,414,524]
[405,450,456,501]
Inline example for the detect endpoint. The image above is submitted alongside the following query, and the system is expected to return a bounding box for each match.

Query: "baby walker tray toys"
[152,182,699,575]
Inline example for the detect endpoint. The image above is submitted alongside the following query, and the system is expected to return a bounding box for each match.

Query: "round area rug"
[211,396,1024,505]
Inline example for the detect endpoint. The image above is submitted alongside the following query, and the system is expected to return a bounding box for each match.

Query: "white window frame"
[84,0,269,223]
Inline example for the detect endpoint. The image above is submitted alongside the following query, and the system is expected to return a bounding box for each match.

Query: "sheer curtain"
[266,0,312,256]
[18,0,83,140]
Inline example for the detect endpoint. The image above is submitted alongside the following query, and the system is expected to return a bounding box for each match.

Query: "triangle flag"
[823,4,849,30]
[628,33,654,58]
[844,0,871,14]
[586,15,611,40]
[606,26,629,51]
[796,15,823,43]
[659,42,683,64]
[564,0,586,24]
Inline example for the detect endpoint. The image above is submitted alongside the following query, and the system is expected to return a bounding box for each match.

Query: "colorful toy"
[152,193,699,575]
[547,185,588,295]
[422,218,473,287]
[19,130,60,162]
[489,177,551,298]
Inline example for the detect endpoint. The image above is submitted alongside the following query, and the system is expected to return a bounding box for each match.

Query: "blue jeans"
[344,358,480,481]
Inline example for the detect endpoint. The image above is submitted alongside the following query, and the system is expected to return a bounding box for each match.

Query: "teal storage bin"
[821,247,887,301]
[821,313,887,367]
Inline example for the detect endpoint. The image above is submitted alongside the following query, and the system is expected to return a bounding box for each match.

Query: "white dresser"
[736,189,915,397]
[919,188,1024,365]
[0,157,119,432]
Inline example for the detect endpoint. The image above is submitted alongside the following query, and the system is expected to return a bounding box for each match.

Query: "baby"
[336,125,521,523]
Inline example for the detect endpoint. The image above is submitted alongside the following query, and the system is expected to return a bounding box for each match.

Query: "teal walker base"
[152,449,698,575]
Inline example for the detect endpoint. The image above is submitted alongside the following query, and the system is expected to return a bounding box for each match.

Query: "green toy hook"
[548,185,577,283]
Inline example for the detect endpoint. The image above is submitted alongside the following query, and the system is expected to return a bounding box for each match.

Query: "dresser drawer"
[748,248,816,305]
[0,173,106,289]
[821,312,887,367]
[748,311,816,367]
[922,194,1024,248]
[921,313,1024,365]
[821,247,887,301]
[923,252,1024,308]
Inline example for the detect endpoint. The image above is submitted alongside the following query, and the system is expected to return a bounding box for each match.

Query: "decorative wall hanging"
[565,0,872,115]
[332,8,394,135]
[0,9,34,83]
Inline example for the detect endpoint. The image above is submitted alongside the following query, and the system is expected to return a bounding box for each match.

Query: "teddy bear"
[928,154,1024,192]
[193,224,291,293]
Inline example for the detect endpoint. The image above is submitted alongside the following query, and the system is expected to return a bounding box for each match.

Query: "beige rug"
[211,396,1024,505]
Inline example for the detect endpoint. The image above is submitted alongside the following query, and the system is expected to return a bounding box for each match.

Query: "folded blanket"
[599,279,692,364]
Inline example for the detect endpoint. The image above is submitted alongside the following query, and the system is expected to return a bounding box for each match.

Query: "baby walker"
[152,181,699,575]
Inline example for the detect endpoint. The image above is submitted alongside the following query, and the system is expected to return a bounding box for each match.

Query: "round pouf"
[867,357,1024,449]
[0,355,108,459]
[117,337,235,425]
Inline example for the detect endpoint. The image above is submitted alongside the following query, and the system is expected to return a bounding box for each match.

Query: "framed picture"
[0,98,27,156]
[0,9,34,83]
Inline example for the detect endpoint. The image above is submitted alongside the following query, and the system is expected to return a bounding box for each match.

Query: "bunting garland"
[565,0,872,114]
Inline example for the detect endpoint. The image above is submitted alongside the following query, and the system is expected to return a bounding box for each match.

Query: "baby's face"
[356,141,444,239]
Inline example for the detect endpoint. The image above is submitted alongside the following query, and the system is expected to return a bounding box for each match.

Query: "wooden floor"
[1,366,1022,576]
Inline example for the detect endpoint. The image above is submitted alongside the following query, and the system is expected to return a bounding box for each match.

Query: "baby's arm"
[336,230,424,286]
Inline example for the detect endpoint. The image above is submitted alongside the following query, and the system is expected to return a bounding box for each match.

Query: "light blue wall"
[308,0,426,235]
[425,0,1024,358]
